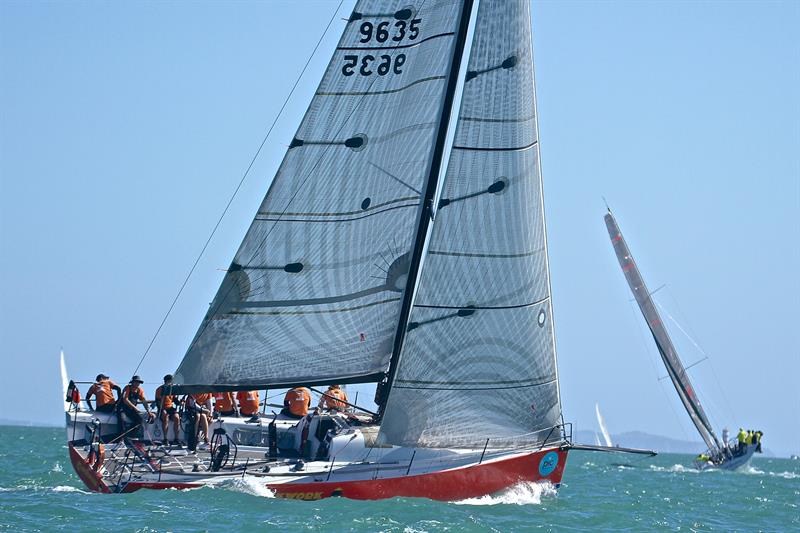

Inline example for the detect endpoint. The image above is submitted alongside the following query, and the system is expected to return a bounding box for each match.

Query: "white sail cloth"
[380,0,562,448]
[174,0,463,392]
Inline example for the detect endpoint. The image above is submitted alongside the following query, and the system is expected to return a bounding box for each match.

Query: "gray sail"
[604,211,721,452]
[173,0,466,393]
[379,0,562,448]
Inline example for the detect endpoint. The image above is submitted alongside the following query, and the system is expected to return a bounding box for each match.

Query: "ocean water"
[0,426,797,532]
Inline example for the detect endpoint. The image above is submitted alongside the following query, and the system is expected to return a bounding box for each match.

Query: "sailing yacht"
[604,209,761,470]
[63,0,574,499]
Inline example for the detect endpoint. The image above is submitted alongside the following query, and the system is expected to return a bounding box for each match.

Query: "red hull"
[70,446,568,501]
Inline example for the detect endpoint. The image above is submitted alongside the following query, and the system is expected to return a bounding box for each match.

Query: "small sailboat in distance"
[595,403,613,448]
[604,208,761,470]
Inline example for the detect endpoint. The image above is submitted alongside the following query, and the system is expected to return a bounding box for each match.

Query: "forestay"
[604,211,722,452]
[379,0,562,448]
[173,0,465,393]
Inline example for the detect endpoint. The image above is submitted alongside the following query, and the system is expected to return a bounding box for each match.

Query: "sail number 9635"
[359,19,421,43]
[342,54,406,76]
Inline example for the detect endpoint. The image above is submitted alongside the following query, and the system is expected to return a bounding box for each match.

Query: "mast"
[605,209,722,452]
[377,0,476,419]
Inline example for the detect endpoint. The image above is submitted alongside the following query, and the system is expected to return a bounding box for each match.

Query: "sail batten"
[605,211,722,452]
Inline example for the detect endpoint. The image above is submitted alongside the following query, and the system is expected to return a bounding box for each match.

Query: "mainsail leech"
[605,210,721,452]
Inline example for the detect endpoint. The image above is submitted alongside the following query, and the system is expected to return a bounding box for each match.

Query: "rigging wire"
[626,300,693,444]
[131,0,345,376]
[655,292,736,426]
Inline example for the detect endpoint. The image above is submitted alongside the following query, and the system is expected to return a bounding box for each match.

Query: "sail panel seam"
[427,247,543,259]
[414,297,549,311]
[255,202,418,223]
[451,140,538,152]
[316,75,445,97]
[337,31,454,51]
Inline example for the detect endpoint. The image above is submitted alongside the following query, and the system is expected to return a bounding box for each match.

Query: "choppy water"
[0,426,797,532]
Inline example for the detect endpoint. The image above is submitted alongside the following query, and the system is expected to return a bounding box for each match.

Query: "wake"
[454,481,557,506]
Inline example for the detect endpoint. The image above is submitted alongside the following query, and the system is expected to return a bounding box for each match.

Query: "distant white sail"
[593,431,601,446]
[595,403,613,447]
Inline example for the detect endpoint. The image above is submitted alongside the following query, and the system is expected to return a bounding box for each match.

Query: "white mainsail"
[595,403,613,447]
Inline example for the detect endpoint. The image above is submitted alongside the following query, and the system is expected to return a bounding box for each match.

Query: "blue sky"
[1,1,797,456]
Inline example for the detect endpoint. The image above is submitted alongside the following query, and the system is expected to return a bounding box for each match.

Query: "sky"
[1,1,797,456]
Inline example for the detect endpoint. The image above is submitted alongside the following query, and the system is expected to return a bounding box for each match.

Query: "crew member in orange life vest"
[282,387,311,419]
[155,374,181,445]
[236,390,260,418]
[120,375,154,432]
[213,392,238,417]
[85,374,122,413]
[318,384,348,411]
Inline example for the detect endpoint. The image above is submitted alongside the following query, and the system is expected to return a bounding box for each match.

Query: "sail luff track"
[604,211,721,452]
[377,0,477,419]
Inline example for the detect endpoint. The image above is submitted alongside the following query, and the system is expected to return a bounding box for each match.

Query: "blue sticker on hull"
[538,451,559,476]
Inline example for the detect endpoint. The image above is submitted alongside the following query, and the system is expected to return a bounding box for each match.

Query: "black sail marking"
[289,134,368,150]
[465,54,519,81]
[438,178,507,208]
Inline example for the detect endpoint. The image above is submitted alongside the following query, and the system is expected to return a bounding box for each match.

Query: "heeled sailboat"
[64,0,572,499]
[604,209,761,470]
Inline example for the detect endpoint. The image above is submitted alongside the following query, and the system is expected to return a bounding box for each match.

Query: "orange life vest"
[213,392,235,413]
[155,385,176,410]
[192,393,212,408]
[122,384,145,405]
[88,380,117,407]
[321,387,348,410]
[284,388,311,417]
[237,390,260,416]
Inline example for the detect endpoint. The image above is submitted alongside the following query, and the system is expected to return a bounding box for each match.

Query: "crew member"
[155,374,180,445]
[755,430,764,453]
[120,376,153,434]
[318,384,348,411]
[282,387,311,419]
[85,374,121,413]
[236,390,260,418]
[213,391,238,417]
[736,428,747,453]
[190,392,213,445]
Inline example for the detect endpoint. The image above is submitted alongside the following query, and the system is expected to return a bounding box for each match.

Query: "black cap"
[96,373,108,381]
[163,374,173,382]
[130,375,143,383]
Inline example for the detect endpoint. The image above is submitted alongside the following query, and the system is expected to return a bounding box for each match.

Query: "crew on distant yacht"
[237,390,260,419]
[154,374,180,445]
[318,384,348,411]
[120,375,154,434]
[213,391,238,417]
[737,427,747,453]
[283,387,311,418]
[85,374,121,413]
